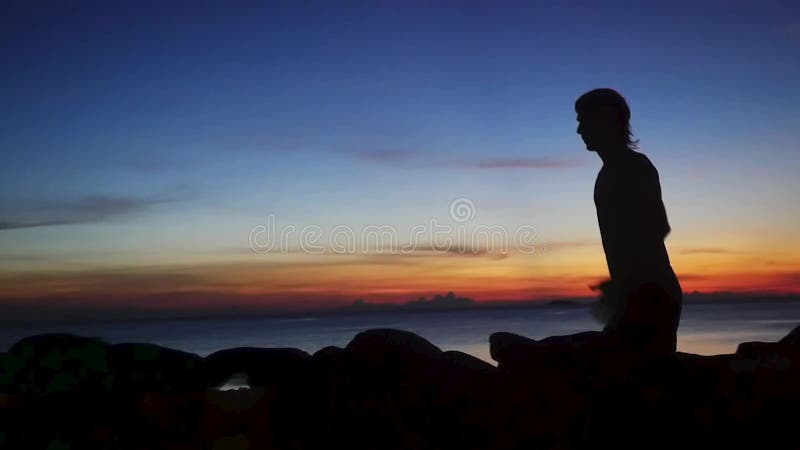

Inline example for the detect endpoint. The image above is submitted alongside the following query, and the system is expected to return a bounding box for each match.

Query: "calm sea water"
[2,300,799,363]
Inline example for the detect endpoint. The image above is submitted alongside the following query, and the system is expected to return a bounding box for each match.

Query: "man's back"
[594,150,672,280]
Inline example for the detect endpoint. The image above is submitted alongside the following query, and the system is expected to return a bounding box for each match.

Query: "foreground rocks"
[0,326,798,449]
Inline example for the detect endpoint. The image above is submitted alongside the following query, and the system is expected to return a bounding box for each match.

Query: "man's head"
[575,88,637,153]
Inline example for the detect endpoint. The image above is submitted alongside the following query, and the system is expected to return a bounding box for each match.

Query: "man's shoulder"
[628,151,659,175]
[629,150,653,165]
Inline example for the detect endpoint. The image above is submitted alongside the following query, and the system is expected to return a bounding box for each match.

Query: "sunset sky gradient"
[2,1,799,321]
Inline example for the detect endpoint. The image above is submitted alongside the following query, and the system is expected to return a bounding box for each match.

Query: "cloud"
[115,157,174,172]
[0,192,181,230]
[243,237,594,261]
[539,240,599,251]
[679,247,738,255]
[350,149,422,164]
[242,243,513,261]
[785,21,800,40]
[357,244,512,261]
[467,157,583,169]
[759,271,800,292]
[347,149,582,170]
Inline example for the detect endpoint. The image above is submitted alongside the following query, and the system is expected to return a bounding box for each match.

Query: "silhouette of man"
[576,88,682,353]
[490,89,682,363]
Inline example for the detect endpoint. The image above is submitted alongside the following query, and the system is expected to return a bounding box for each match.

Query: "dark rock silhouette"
[346,328,442,368]
[205,347,310,388]
[780,325,800,346]
[489,331,542,369]
[110,342,207,392]
[312,345,345,361]
[5,333,112,396]
[204,347,314,449]
[1,325,799,449]
[737,327,800,360]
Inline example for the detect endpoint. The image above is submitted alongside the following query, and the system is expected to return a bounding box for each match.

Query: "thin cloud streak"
[0,191,186,230]
[680,247,739,255]
[350,149,422,164]
[468,157,583,169]
[348,149,583,170]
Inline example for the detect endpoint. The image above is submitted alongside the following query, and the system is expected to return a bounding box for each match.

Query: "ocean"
[2,299,799,364]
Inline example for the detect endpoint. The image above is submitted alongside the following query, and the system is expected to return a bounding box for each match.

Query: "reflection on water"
[1,299,799,365]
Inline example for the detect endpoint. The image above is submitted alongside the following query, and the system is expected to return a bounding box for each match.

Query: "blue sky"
[1,1,799,317]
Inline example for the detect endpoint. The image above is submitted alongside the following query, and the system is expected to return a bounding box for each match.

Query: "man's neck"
[597,145,632,164]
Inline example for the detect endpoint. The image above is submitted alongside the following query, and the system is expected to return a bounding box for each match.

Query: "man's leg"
[618,281,681,354]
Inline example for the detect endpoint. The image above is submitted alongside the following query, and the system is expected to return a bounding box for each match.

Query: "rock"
[3,335,118,448]
[346,329,441,361]
[117,390,206,448]
[434,350,497,408]
[434,350,497,401]
[310,346,346,377]
[489,331,541,370]
[736,341,779,358]
[440,350,495,374]
[310,346,347,386]
[309,330,444,449]
[1,327,799,449]
[778,324,800,347]
[110,343,207,392]
[205,347,313,449]
[0,353,23,392]
[8,333,108,357]
[737,325,800,359]
[205,347,310,388]
[211,433,250,450]
[313,345,345,361]
[7,333,112,396]
[344,328,442,376]
[200,388,275,449]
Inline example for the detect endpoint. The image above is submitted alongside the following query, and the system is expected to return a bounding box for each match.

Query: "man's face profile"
[576,107,622,152]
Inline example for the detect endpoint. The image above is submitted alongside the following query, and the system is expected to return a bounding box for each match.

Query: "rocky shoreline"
[1,326,798,449]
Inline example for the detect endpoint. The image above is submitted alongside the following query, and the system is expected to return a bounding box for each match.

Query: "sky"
[1,0,799,322]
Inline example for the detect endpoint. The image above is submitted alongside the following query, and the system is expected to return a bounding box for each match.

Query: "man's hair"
[575,88,639,150]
